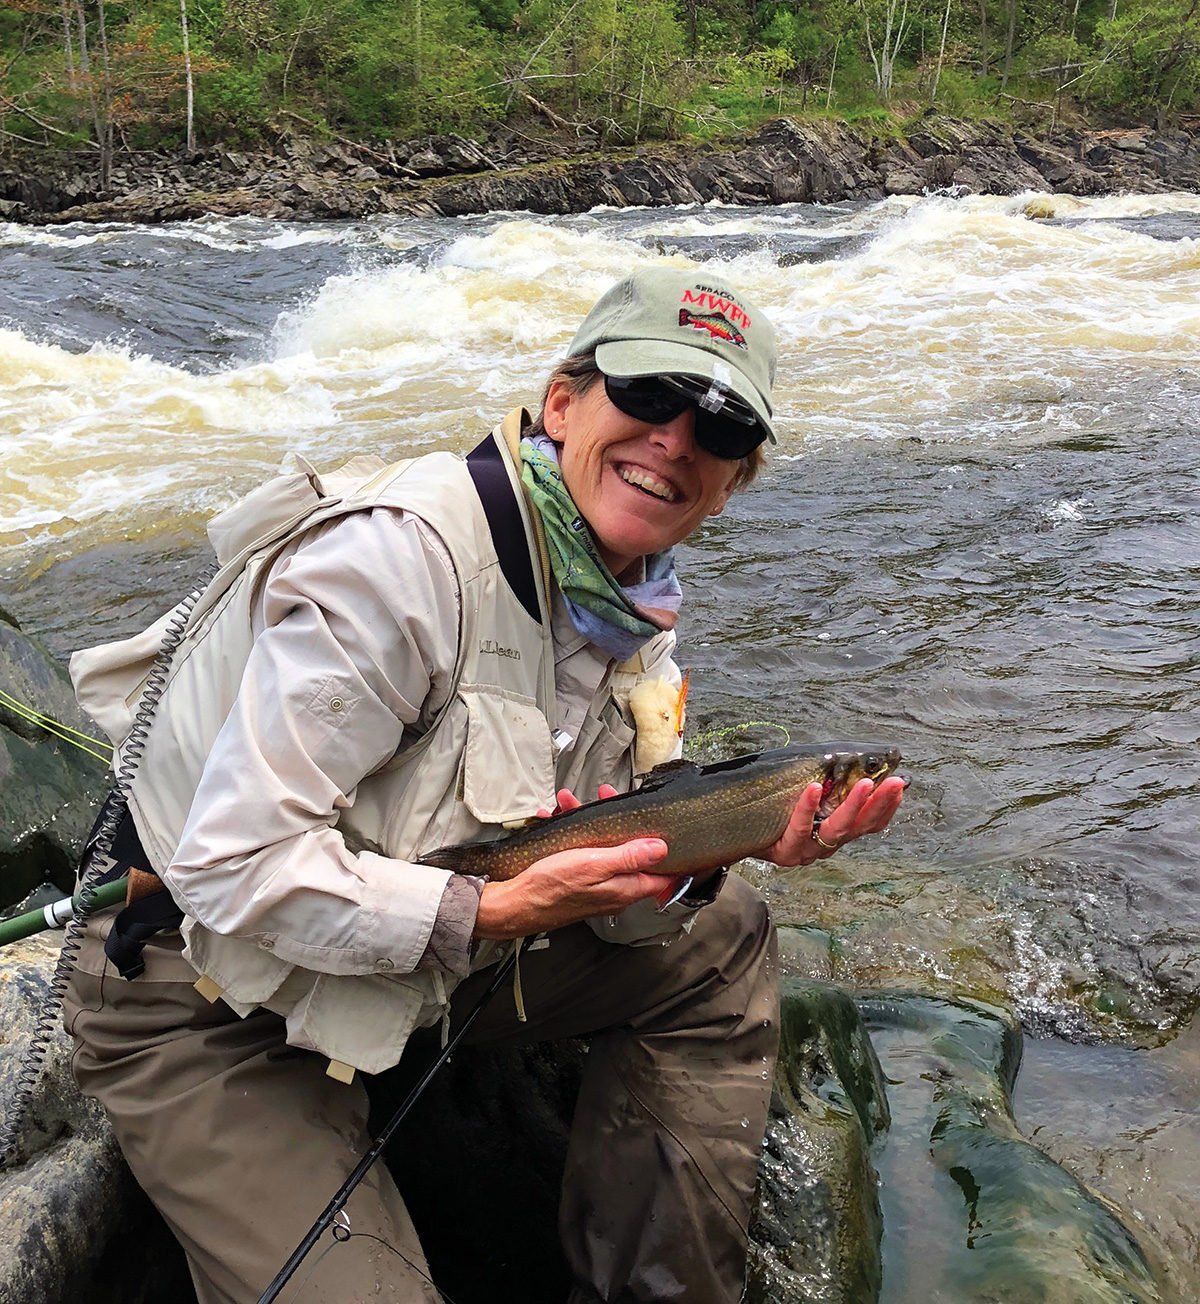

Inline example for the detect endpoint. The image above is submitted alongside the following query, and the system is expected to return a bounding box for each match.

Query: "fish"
[417,742,903,883]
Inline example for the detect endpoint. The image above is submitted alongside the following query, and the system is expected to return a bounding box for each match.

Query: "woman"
[65,266,904,1304]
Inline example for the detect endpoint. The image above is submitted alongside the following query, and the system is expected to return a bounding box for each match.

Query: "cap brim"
[596,339,776,444]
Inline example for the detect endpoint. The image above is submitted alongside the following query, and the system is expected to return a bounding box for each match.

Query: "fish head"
[814,744,903,818]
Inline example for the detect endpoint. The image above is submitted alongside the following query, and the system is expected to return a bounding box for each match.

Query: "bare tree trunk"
[180,0,194,151]
[827,34,841,107]
[60,0,77,87]
[932,0,953,100]
[1001,0,1017,90]
[75,0,90,75]
[859,0,912,101]
[94,0,114,190]
[978,0,989,74]
[607,0,617,126]
[1107,0,1117,17]
[413,0,422,86]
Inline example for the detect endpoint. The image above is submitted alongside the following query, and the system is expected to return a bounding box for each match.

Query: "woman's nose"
[648,408,697,459]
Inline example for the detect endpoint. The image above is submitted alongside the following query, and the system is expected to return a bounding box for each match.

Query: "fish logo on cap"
[678,307,748,350]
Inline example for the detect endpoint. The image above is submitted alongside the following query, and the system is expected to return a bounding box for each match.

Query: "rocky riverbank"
[1,115,1198,226]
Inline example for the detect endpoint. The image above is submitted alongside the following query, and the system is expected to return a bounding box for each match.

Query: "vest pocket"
[459,685,555,824]
[557,699,635,797]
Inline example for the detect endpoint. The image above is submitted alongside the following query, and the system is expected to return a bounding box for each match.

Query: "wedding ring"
[811,828,839,852]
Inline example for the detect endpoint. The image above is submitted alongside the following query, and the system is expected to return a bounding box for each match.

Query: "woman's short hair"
[527,351,766,493]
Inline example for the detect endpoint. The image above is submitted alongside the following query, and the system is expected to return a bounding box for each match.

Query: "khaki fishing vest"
[71,412,680,1074]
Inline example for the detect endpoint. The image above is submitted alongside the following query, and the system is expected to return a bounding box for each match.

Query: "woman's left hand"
[761,775,907,868]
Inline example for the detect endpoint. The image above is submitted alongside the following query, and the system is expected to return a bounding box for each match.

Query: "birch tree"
[858,0,916,98]
[180,0,193,150]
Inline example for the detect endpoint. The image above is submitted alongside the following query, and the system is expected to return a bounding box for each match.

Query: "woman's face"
[544,377,739,575]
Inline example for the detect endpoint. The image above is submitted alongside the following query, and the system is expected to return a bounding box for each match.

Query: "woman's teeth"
[619,466,677,502]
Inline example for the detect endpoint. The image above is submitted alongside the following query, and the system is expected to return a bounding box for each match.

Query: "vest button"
[329,697,346,713]
[260,936,275,950]
[374,957,395,972]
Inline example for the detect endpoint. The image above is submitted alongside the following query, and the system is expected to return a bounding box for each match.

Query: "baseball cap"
[568,266,777,443]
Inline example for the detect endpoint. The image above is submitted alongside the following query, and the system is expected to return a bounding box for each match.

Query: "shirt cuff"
[415,874,485,977]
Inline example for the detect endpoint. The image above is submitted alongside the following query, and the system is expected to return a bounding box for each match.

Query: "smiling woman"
[62,263,904,1304]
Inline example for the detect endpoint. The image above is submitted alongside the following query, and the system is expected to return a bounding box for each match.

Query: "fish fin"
[415,845,460,870]
[638,758,701,792]
[655,876,694,913]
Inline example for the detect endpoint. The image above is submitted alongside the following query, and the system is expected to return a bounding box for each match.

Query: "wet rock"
[748,978,889,1304]
[0,941,1174,1304]
[0,935,193,1304]
[0,933,896,1304]
[862,993,1163,1304]
[883,169,924,196]
[0,612,107,907]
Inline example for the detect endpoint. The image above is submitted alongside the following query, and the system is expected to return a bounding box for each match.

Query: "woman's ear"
[706,471,738,518]
[542,381,571,447]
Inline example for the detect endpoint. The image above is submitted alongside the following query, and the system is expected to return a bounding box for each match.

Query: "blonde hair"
[528,351,766,492]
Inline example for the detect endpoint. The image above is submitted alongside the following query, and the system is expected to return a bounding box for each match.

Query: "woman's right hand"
[472,838,674,939]
[472,785,674,939]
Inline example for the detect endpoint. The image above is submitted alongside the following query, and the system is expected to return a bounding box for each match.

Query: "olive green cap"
[568,266,777,441]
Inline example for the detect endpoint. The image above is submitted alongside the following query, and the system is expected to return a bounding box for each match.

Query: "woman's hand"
[761,775,907,868]
[474,785,677,939]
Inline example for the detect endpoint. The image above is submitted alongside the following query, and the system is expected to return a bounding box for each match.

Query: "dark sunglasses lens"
[605,373,767,459]
[694,412,767,460]
[605,375,689,425]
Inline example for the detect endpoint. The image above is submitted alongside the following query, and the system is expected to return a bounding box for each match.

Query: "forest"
[1,0,1197,164]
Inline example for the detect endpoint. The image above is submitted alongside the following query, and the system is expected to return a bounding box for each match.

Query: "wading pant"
[64,875,778,1304]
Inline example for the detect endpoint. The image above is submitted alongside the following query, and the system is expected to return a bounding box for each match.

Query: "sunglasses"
[603,374,768,460]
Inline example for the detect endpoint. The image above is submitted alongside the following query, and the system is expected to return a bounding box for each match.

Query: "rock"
[5,115,1200,225]
[747,979,889,1304]
[884,168,924,196]
[860,993,1164,1304]
[0,613,107,907]
[0,936,193,1304]
[0,933,896,1304]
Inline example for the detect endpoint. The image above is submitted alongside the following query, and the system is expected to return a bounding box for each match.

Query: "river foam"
[2,193,1198,556]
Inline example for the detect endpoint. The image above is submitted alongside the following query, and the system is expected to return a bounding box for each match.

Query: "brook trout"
[417,742,902,881]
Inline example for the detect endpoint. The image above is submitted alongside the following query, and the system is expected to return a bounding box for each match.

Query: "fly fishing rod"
[0,878,129,947]
[257,944,521,1304]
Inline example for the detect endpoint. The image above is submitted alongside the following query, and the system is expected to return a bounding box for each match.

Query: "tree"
[857,0,919,98]
[179,0,193,149]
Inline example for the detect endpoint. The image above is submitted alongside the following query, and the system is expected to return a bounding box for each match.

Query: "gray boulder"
[0,935,192,1304]
[0,611,108,907]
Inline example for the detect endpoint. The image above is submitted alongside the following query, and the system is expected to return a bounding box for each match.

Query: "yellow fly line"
[0,687,110,764]
[1,680,791,771]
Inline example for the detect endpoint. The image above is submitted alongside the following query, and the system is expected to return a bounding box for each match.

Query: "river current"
[1,191,1198,1299]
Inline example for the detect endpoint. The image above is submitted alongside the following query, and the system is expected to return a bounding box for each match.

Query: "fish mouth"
[814,746,904,820]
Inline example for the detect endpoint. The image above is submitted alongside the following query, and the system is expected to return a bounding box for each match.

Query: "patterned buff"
[519,435,682,661]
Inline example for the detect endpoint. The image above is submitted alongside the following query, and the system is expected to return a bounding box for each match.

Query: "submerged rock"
[862,993,1163,1304]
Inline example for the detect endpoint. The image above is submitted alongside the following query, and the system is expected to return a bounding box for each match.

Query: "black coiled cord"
[0,568,215,1170]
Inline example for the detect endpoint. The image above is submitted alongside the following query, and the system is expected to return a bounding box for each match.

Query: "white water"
[2,191,1198,558]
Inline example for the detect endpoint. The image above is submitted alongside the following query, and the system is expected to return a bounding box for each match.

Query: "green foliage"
[0,0,1196,156]
[193,63,272,137]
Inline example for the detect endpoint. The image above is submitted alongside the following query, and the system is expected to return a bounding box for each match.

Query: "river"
[1,191,1198,1300]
